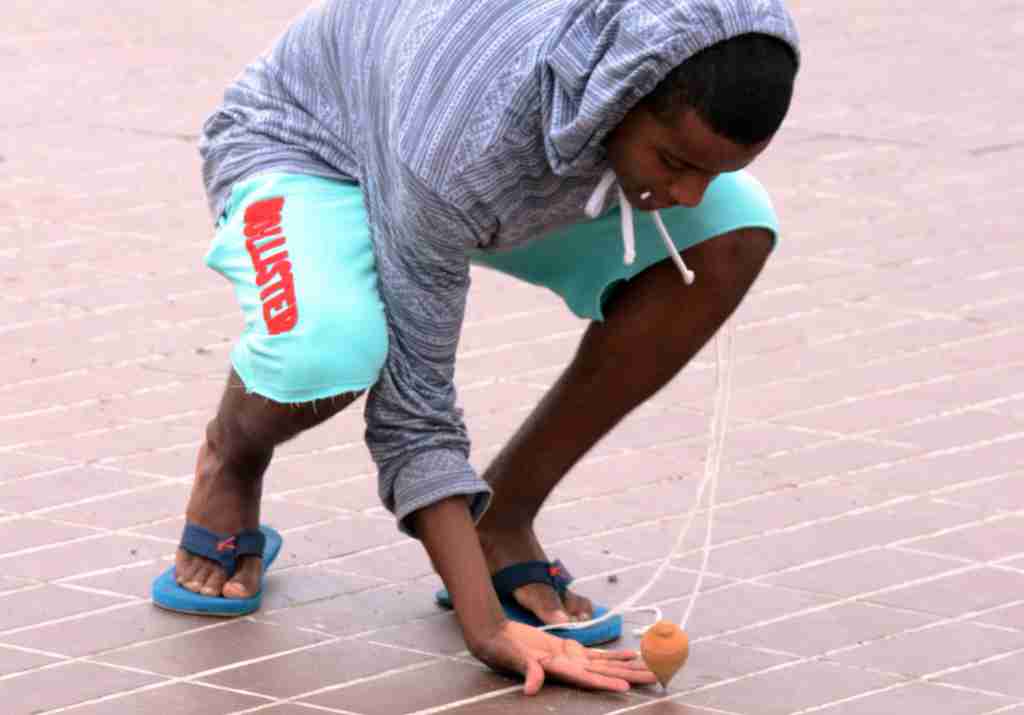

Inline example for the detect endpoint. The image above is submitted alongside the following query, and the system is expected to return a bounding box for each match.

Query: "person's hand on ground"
[469,620,657,695]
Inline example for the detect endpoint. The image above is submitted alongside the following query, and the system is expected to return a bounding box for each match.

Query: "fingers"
[522,658,546,696]
[586,661,659,684]
[587,648,641,661]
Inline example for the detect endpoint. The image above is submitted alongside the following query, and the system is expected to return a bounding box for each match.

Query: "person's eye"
[659,151,689,172]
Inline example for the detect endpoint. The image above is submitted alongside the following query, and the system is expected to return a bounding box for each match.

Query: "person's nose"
[667,174,713,208]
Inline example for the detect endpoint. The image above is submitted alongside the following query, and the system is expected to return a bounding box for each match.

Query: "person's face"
[604,104,771,210]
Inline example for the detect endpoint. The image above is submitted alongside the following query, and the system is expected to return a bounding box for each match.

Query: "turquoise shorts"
[207,171,779,403]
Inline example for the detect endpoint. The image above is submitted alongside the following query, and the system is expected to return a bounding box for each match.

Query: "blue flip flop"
[435,559,622,646]
[152,524,282,617]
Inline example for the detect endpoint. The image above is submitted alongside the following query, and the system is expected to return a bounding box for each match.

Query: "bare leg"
[476,228,773,623]
[175,370,362,598]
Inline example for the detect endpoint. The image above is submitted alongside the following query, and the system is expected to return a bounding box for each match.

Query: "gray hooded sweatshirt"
[200,0,800,534]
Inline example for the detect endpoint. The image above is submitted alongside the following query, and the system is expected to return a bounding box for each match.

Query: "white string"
[540,317,735,636]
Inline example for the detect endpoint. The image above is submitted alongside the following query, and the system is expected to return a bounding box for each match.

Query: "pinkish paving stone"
[264,445,378,491]
[682,659,901,715]
[0,516,96,555]
[132,497,340,541]
[732,601,936,657]
[269,515,405,571]
[880,410,1024,452]
[1,661,163,715]
[0,534,170,581]
[363,611,472,657]
[0,584,130,632]
[322,538,435,583]
[0,452,71,480]
[743,438,915,484]
[48,682,271,715]
[438,685,647,714]
[975,602,1024,631]
[675,498,979,580]
[261,565,384,611]
[226,706,327,715]
[939,650,1024,698]
[834,621,1024,677]
[0,644,61,677]
[279,475,383,513]
[95,620,331,677]
[104,444,198,479]
[258,582,440,637]
[42,482,192,529]
[0,466,158,513]
[2,602,215,658]
[809,682,1015,715]
[64,560,173,599]
[667,582,832,641]
[762,547,962,598]
[940,471,1024,512]
[201,638,435,698]
[904,515,1024,563]
[866,567,1024,617]
[302,659,514,714]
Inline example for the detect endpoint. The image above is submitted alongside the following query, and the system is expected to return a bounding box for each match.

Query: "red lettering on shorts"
[243,197,299,335]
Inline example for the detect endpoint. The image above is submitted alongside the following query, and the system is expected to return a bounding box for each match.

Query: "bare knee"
[209,379,364,472]
[688,227,773,292]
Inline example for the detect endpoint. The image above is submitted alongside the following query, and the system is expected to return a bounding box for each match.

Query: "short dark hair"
[644,33,798,146]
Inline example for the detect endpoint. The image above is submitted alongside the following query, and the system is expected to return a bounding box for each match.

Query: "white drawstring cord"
[538,171,733,637]
[584,169,695,284]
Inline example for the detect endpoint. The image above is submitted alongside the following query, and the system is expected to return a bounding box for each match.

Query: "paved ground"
[2,1,1023,713]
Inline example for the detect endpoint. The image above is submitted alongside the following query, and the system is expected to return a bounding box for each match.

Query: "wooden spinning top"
[640,620,690,688]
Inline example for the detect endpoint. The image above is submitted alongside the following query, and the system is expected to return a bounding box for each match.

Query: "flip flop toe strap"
[179,524,266,579]
[491,559,575,601]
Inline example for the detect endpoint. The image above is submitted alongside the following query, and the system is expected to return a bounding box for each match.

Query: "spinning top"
[640,620,690,688]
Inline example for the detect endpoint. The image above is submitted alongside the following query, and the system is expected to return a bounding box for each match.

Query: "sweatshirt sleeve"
[363,168,492,537]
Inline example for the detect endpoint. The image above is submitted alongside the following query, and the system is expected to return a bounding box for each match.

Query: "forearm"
[413,496,506,649]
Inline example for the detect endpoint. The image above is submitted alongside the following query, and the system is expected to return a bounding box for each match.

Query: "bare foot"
[175,442,264,599]
[478,525,594,625]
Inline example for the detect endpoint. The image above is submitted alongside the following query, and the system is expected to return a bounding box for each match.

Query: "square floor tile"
[809,682,1015,715]
[905,515,1024,562]
[200,638,434,698]
[0,466,157,513]
[2,661,163,715]
[260,582,440,637]
[0,534,169,581]
[363,612,467,656]
[43,482,192,529]
[939,650,1024,698]
[834,621,1024,677]
[0,516,97,556]
[682,659,901,715]
[0,644,61,676]
[439,686,647,714]
[301,659,511,713]
[732,601,935,657]
[53,682,271,715]
[0,584,128,632]
[3,601,215,657]
[866,567,1024,617]
[95,620,331,677]
[64,560,172,599]
[762,547,961,598]
[0,452,72,481]
[676,582,833,641]
[976,603,1024,630]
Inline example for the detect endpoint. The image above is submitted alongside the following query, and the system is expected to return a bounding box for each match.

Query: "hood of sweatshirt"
[539,0,800,176]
